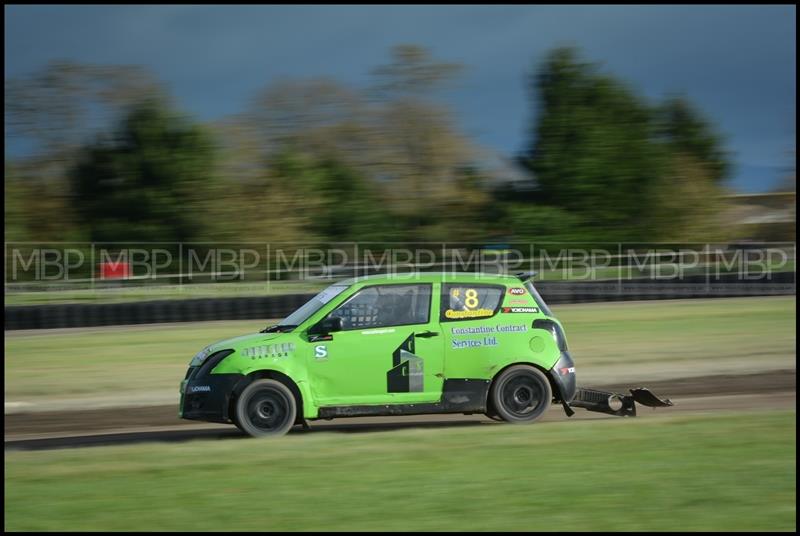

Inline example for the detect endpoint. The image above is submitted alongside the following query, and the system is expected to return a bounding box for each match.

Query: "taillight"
[532,319,568,352]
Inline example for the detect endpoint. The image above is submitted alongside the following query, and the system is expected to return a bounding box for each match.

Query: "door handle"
[415,331,439,338]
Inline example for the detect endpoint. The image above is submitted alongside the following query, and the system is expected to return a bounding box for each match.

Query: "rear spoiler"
[515,271,538,282]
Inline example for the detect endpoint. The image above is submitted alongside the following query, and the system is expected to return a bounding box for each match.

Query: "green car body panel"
[179,272,577,424]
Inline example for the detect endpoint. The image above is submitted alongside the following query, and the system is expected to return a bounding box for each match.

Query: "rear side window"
[440,284,503,321]
[524,281,553,317]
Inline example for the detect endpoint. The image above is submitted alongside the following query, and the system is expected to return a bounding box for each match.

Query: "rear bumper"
[548,351,577,403]
[179,372,244,423]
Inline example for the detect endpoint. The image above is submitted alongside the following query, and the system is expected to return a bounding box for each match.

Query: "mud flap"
[567,387,673,417]
[630,388,674,408]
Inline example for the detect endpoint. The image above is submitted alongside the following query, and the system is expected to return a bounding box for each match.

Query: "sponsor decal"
[508,287,526,295]
[508,298,530,305]
[190,385,211,393]
[450,324,528,335]
[451,336,499,350]
[318,285,348,304]
[495,324,529,333]
[559,366,576,376]
[314,345,328,360]
[451,325,495,335]
[501,307,540,314]
[243,342,296,360]
[445,308,494,319]
[362,328,396,335]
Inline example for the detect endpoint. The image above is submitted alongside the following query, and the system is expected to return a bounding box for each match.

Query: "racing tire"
[490,365,552,424]
[234,379,297,437]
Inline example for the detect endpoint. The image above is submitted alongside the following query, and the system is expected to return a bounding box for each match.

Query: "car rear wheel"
[234,379,297,437]
[490,365,552,423]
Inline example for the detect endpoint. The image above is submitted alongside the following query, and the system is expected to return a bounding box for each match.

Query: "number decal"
[444,286,495,319]
[465,288,479,309]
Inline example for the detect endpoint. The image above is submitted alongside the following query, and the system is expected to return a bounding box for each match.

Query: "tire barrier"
[4,294,313,331]
[536,271,795,304]
[5,272,794,330]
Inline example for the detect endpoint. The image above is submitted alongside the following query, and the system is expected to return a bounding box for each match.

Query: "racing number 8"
[450,287,480,310]
[465,288,479,309]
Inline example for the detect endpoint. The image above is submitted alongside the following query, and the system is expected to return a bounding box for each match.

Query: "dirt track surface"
[5,370,795,450]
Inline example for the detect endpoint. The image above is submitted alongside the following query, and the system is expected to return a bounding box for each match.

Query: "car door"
[307,283,444,407]
[440,283,509,379]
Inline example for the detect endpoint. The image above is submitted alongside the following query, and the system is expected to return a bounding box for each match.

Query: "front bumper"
[180,369,244,423]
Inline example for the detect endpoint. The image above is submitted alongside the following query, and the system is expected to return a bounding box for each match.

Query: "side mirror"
[310,316,343,336]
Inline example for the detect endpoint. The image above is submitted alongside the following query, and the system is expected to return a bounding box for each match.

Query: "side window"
[440,284,503,321]
[327,284,432,330]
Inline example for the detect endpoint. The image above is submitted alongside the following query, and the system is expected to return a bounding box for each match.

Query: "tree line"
[5,45,736,246]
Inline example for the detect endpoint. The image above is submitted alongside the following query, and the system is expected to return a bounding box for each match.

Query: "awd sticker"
[502,307,539,314]
[508,287,526,295]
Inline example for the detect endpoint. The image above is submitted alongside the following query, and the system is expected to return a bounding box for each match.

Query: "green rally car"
[180,272,672,437]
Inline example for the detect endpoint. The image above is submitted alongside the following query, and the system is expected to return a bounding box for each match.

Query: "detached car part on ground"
[180,272,672,437]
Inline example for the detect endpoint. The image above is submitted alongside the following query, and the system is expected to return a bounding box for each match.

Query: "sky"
[4,4,796,192]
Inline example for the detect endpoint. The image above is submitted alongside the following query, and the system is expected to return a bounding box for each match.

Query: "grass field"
[4,410,796,531]
[4,296,795,404]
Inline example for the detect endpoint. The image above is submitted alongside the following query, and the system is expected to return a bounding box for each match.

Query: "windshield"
[279,284,350,327]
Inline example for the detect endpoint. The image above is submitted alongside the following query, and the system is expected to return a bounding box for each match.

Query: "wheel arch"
[229,370,306,424]
[489,361,559,404]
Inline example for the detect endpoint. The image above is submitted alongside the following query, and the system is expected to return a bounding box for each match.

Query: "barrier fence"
[5,272,794,330]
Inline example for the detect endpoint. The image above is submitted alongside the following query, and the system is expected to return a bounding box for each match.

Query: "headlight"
[196,349,235,377]
[190,347,214,367]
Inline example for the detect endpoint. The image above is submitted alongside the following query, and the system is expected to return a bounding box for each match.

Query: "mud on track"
[5,370,795,451]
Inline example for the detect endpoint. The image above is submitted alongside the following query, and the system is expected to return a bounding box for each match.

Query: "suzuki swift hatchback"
[179,272,670,437]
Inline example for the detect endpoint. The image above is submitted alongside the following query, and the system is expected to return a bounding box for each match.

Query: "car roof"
[332,272,522,287]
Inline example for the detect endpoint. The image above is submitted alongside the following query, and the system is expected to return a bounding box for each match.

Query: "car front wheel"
[234,379,297,437]
[490,365,552,423]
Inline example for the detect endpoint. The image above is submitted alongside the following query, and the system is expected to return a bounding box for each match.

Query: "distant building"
[723,191,796,241]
